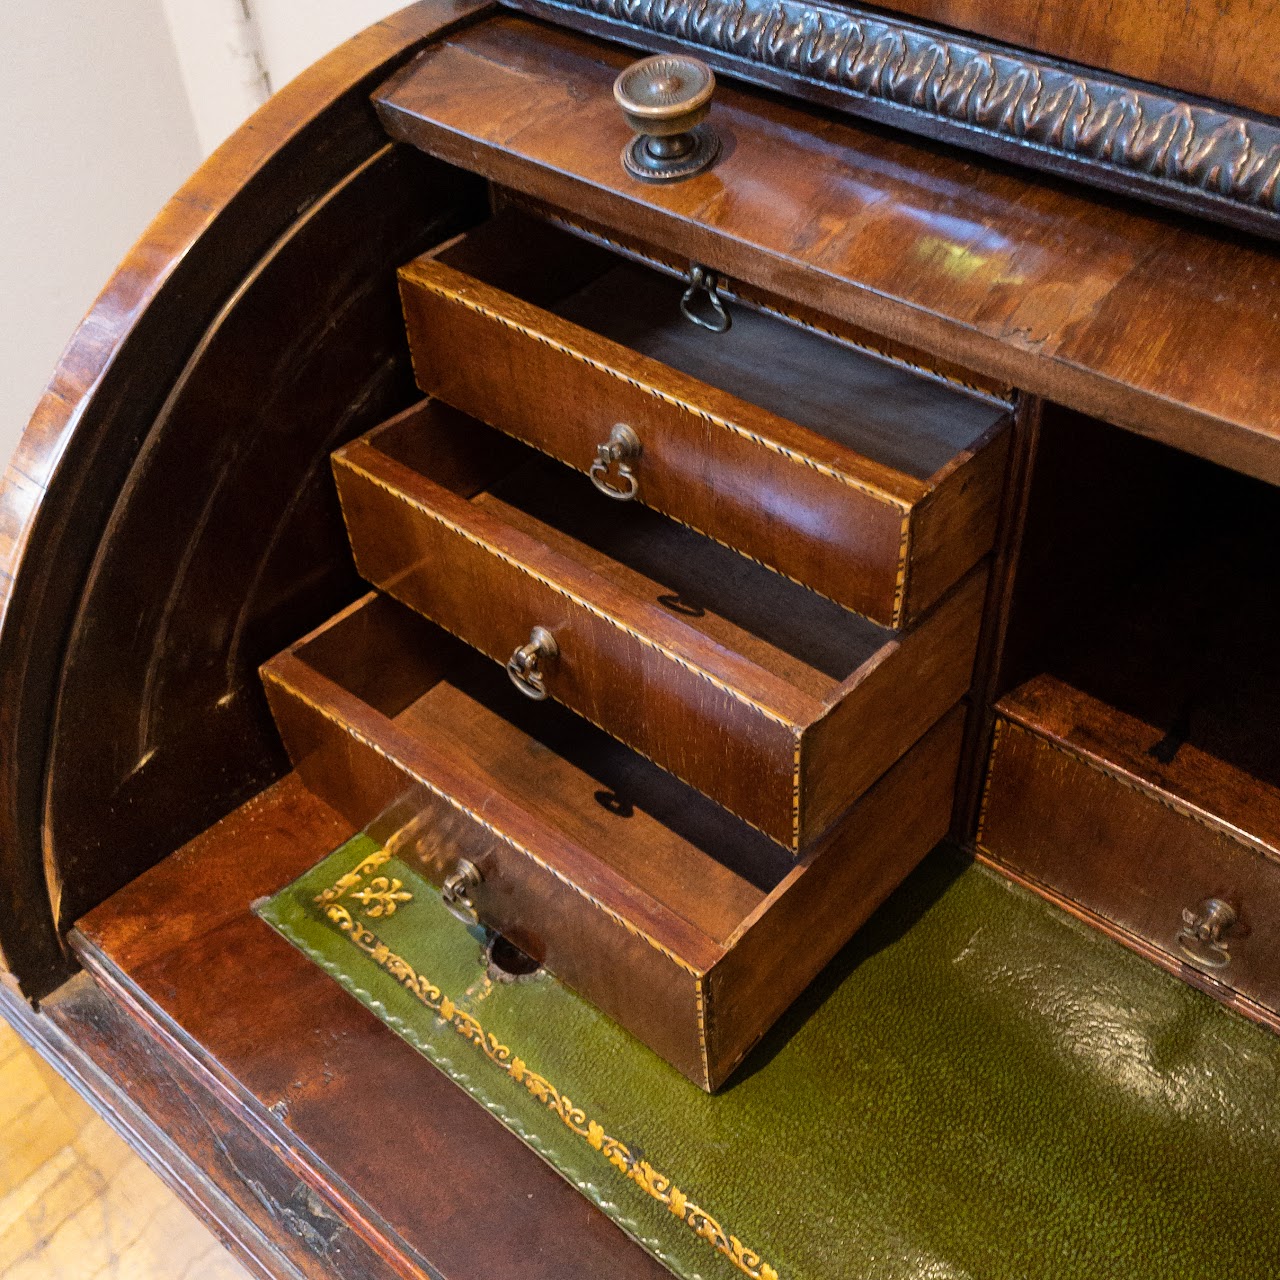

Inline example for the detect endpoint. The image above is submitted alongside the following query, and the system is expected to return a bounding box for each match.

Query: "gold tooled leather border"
[314,854,780,1280]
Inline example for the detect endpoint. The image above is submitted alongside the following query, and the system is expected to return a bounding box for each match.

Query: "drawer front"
[333,440,803,845]
[262,651,713,1084]
[979,716,1280,1021]
[261,601,966,1089]
[400,259,1006,629]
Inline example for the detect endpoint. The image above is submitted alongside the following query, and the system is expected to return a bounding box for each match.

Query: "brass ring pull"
[441,859,482,925]
[1177,897,1237,969]
[588,424,641,501]
[506,625,559,700]
[680,265,731,333]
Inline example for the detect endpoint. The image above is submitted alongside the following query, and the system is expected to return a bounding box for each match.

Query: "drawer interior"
[362,403,894,701]
[431,211,1007,482]
[282,592,795,944]
[997,409,1280,854]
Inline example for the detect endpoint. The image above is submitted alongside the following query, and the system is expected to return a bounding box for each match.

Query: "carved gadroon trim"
[520,0,1280,232]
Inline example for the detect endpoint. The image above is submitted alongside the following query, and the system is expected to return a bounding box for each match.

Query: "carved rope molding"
[524,0,1280,231]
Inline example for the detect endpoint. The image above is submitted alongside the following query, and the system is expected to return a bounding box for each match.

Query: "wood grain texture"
[375,16,1280,487]
[512,0,1280,240]
[261,595,966,1087]
[333,404,982,847]
[999,675,1280,868]
[977,704,1280,1037]
[63,774,666,1280]
[708,706,964,1085]
[401,211,1010,626]
[880,0,1280,121]
[494,189,1015,401]
[0,0,493,997]
[801,567,985,842]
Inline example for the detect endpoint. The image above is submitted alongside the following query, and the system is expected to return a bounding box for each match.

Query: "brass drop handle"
[614,53,720,183]
[441,859,482,925]
[506,625,559,700]
[589,423,641,500]
[680,265,731,333]
[1177,897,1237,969]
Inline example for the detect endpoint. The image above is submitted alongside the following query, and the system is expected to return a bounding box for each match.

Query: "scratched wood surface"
[0,1018,250,1280]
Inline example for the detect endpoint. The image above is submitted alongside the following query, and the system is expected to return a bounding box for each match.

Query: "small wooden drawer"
[398,212,1011,629]
[332,402,987,850]
[261,592,966,1089]
[978,675,1280,1030]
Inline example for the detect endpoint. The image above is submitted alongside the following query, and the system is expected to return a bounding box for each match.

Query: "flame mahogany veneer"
[2,2,1279,1277]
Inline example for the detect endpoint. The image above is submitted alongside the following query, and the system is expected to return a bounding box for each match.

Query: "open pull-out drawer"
[260,592,965,1090]
[398,211,1011,629]
[332,401,986,850]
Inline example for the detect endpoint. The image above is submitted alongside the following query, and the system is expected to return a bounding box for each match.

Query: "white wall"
[252,0,400,92]
[160,0,271,155]
[0,1,201,466]
[2,0,402,469]
[161,0,401,157]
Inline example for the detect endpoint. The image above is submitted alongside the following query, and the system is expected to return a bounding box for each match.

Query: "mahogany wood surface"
[0,0,494,998]
[375,16,1280,488]
[260,593,965,1087]
[952,395,1044,840]
[333,404,984,847]
[403,210,1010,626]
[880,0,1280,121]
[68,772,664,1280]
[495,189,1016,402]
[1001,676,1280,863]
[706,704,964,1084]
[978,704,1280,1037]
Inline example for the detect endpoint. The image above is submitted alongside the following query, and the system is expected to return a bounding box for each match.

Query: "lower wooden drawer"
[978,683,1280,1030]
[261,593,965,1090]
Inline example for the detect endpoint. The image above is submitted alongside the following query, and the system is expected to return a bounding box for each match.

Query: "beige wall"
[1,0,403,469]
[0,1,200,466]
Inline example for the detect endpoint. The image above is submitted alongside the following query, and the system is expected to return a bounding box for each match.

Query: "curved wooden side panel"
[0,0,493,997]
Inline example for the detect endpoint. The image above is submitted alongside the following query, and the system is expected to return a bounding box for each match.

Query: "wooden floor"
[0,1016,250,1279]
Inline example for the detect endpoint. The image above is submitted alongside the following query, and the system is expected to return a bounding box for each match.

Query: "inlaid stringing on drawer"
[398,210,1011,630]
[331,401,987,850]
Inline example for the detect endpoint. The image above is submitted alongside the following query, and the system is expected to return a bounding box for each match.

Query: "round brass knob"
[613,54,720,183]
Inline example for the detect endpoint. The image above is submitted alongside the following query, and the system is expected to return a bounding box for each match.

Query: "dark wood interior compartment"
[268,591,792,928]
[997,410,1280,855]
[401,208,1011,627]
[333,400,988,849]
[978,408,1280,1031]
[430,211,1007,483]
[261,591,967,1088]
[491,189,1017,403]
[977,702,1280,1034]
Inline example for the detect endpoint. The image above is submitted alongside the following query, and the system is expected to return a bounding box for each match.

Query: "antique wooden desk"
[3,1,1279,1275]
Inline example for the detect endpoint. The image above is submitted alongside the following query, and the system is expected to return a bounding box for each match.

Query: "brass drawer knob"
[614,54,720,183]
[506,625,559,700]
[1177,897,1237,970]
[441,859,482,925]
[589,423,641,500]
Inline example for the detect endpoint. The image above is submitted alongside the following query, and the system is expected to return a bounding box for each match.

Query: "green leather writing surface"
[259,838,1280,1279]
